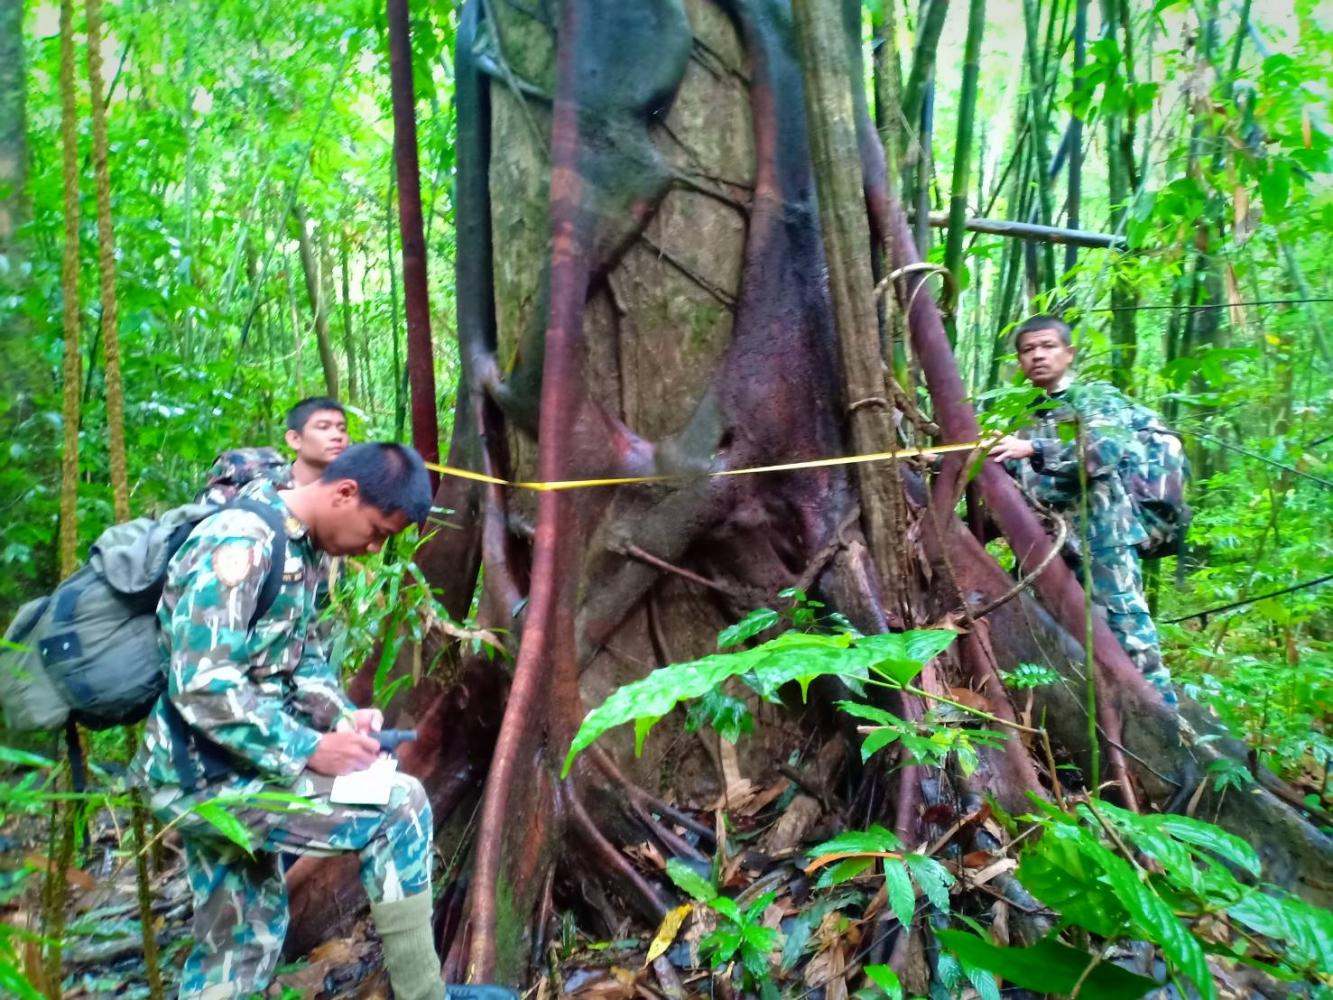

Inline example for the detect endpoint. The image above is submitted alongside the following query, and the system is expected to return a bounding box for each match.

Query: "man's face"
[319,482,410,556]
[1016,328,1076,390]
[286,409,348,468]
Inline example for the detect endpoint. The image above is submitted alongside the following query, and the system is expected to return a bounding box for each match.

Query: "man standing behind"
[988,315,1173,702]
[197,395,350,504]
[133,443,442,999]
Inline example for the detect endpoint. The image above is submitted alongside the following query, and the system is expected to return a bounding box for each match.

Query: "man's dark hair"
[1011,314,1073,348]
[321,443,432,523]
[286,396,346,434]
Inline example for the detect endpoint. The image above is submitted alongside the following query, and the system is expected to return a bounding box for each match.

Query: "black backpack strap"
[166,498,290,790]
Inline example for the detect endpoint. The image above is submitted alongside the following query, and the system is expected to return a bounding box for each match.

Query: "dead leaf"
[645,904,692,965]
[307,936,361,966]
[624,841,667,872]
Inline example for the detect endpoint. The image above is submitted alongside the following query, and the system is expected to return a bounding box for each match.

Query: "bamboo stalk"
[1100,0,1137,390]
[1065,0,1088,276]
[942,0,986,347]
[901,0,950,147]
[1023,0,1058,287]
[911,210,1124,248]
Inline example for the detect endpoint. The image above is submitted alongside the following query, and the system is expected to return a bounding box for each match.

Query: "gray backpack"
[0,499,286,733]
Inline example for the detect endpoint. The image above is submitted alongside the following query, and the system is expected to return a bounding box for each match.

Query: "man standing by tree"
[132,443,445,999]
[197,395,350,504]
[988,315,1174,703]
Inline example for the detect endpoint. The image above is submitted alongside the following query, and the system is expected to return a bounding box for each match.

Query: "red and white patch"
[213,542,255,588]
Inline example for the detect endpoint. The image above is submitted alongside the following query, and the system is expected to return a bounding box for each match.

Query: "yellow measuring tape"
[425,440,984,492]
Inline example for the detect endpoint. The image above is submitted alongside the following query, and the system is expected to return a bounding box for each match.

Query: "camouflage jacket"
[1006,376,1148,554]
[195,447,294,506]
[132,479,353,790]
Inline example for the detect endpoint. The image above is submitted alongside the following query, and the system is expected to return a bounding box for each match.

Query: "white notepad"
[330,756,398,806]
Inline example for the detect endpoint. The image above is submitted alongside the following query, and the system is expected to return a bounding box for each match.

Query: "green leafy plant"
[939,795,1333,999]
[561,624,959,776]
[326,522,501,709]
[665,858,779,987]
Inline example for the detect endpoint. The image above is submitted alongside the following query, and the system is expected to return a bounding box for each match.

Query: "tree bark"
[386,0,440,476]
[280,1,1333,983]
[793,0,901,594]
[86,0,130,524]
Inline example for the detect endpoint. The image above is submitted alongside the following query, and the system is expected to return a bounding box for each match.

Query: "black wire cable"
[1163,574,1333,624]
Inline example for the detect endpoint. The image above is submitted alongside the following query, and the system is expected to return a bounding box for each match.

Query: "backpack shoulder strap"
[224,498,290,628]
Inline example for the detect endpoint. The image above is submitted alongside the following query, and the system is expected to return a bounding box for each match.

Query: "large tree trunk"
[285,0,1332,983]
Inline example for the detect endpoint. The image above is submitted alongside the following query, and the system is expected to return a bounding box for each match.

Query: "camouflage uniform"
[195,447,295,506]
[130,480,433,999]
[1005,376,1173,700]
[196,446,340,650]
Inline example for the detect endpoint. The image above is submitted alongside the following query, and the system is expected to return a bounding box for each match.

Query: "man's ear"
[285,428,302,452]
[331,479,361,506]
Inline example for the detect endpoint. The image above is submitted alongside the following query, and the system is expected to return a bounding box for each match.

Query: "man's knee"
[388,772,432,830]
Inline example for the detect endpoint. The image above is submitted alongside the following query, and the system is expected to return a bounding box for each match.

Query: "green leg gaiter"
[371,891,441,1000]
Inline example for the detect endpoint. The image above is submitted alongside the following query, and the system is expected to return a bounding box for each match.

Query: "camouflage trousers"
[149,769,433,1000]
[1072,544,1175,703]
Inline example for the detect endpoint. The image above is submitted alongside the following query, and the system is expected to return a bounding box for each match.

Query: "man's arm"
[164,531,324,782]
[289,611,357,731]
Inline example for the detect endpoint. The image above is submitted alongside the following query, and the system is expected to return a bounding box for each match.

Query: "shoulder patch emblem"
[214,542,256,588]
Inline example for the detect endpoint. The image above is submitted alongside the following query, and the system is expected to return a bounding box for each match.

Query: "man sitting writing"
[133,443,443,998]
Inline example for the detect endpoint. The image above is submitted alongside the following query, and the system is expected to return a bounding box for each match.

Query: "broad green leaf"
[745,890,779,919]
[192,801,254,854]
[1017,829,1127,937]
[858,728,901,761]
[816,857,875,888]
[1152,815,1261,877]
[935,930,1159,1000]
[1088,837,1214,999]
[808,824,902,857]
[563,628,943,775]
[0,963,45,1000]
[718,608,780,649]
[1229,890,1333,975]
[685,689,754,743]
[835,700,901,726]
[860,630,958,685]
[904,854,954,911]
[863,963,903,999]
[1260,160,1291,217]
[964,961,1001,1000]
[665,858,716,902]
[883,860,916,929]
[710,896,742,923]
